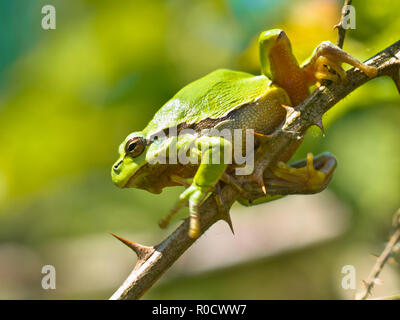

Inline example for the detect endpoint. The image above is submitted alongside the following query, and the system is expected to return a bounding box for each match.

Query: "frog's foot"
[181,184,211,238]
[160,183,211,238]
[303,41,378,86]
[315,56,347,84]
[268,152,337,194]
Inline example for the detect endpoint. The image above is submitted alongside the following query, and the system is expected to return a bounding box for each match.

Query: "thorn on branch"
[110,232,155,268]
[282,108,301,130]
[389,66,400,94]
[251,171,267,195]
[220,211,235,235]
[282,104,296,117]
[313,117,325,136]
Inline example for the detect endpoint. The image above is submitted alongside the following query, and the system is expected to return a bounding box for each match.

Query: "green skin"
[112,29,376,238]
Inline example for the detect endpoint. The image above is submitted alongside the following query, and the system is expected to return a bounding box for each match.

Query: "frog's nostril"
[113,160,123,171]
[278,30,286,40]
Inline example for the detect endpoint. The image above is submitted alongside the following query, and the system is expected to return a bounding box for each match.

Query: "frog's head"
[112,131,177,194]
[112,131,148,187]
[258,29,292,79]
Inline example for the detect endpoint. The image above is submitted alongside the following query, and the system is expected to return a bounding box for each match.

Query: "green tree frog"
[112,29,377,238]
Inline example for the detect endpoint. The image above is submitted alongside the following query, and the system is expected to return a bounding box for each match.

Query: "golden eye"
[125,137,146,158]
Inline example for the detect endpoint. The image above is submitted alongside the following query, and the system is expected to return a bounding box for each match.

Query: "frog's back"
[143,69,271,136]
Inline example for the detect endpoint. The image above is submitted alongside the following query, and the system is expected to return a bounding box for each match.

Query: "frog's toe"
[270,152,337,193]
[174,184,211,239]
[304,41,378,85]
[187,189,207,239]
[273,152,325,188]
[315,56,347,84]
[315,71,339,85]
[189,212,201,239]
[304,152,329,189]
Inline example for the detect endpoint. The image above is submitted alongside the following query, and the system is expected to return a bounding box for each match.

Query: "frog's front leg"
[160,136,230,239]
[302,41,378,85]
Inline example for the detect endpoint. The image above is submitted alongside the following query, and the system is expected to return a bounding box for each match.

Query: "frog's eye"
[125,137,146,158]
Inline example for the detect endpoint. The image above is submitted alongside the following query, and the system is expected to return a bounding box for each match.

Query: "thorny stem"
[356,209,400,300]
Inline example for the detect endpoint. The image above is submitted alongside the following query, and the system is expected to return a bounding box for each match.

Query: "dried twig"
[356,209,400,300]
[335,0,353,49]
[370,293,400,300]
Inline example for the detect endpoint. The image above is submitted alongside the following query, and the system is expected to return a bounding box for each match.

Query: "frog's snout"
[113,159,123,173]
[277,30,286,40]
[111,159,125,188]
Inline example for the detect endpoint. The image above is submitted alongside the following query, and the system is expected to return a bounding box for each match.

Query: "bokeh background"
[0,0,399,299]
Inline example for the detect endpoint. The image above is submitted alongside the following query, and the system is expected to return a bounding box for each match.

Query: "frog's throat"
[123,162,170,194]
[125,161,199,194]
[122,162,161,193]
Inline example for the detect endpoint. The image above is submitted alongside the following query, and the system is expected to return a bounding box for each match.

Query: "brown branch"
[356,209,400,300]
[335,0,353,48]
[109,40,400,300]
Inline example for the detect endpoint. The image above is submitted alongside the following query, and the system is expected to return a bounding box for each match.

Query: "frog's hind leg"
[236,153,336,207]
[314,56,347,84]
[268,152,337,194]
[302,41,377,86]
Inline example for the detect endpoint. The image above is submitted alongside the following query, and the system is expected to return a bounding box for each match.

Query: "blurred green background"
[0,0,399,299]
